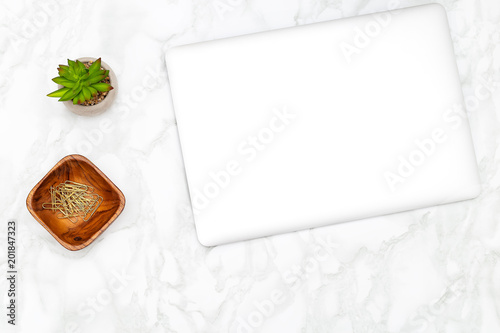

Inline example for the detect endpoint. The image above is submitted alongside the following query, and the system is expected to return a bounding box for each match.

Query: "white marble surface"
[0,0,499,332]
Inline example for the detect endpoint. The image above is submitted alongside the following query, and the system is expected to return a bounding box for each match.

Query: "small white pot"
[58,57,118,117]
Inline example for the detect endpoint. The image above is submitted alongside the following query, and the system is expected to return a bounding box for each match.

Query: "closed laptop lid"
[166,4,481,246]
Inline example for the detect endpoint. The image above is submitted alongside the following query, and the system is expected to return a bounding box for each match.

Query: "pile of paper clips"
[42,181,103,223]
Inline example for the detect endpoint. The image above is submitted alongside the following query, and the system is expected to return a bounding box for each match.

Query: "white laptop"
[166,3,481,246]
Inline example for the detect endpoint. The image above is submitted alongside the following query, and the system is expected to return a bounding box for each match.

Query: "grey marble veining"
[0,0,499,332]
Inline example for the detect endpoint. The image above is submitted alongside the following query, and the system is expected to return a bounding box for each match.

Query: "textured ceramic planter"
[58,57,117,117]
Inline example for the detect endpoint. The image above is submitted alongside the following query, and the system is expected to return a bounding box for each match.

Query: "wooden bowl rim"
[26,154,126,251]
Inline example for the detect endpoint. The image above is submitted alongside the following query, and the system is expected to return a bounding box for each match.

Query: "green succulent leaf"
[88,75,106,84]
[82,87,91,100]
[88,58,102,75]
[67,64,78,78]
[76,60,87,74]
[87,69,106,80]
[91,82,113,92]
[58,68,75,81]
[59,81,81,101]
[81,72,91,81]
[73,81,83,94]
[47,87,71,98]
[87,86,98,96]
[72,91,86,105]
[52,77,76,88]
[59,88,79,102]
[67,59,76,67]
[78,91,86,104]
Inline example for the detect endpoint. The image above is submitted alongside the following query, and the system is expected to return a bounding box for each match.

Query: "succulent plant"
[47,58,113,105]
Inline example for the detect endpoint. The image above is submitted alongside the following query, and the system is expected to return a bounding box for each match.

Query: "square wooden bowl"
[26,154,125,251]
